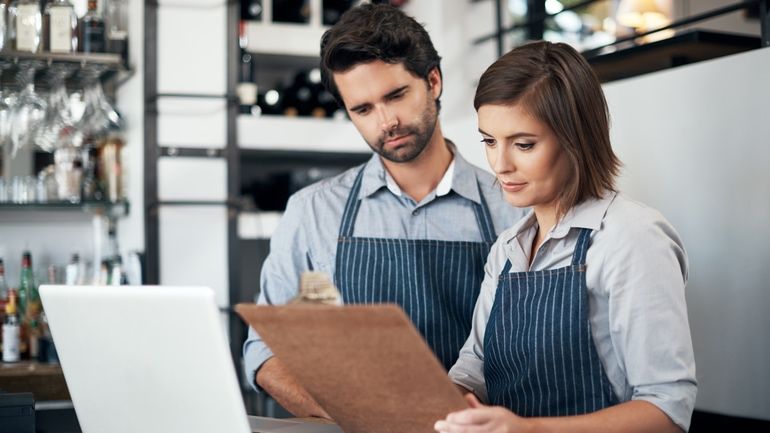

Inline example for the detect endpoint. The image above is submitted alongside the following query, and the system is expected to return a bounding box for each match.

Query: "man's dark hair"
[320,3,442,109]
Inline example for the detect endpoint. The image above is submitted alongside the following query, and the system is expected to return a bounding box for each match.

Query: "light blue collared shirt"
[449,192,697,431]
[243,149,526,391]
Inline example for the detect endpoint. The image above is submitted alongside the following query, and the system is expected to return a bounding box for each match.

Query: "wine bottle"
[79,0,105,53]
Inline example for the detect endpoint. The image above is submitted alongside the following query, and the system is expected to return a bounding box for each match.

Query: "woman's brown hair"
[474,41,621,216]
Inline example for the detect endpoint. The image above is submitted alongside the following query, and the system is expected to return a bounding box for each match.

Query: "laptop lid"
[40,285,251,433]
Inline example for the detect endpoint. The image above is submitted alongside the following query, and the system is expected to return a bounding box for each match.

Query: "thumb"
[464,393,483,408]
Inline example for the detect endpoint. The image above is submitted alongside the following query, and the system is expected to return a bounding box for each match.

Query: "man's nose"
[378,107,398,132]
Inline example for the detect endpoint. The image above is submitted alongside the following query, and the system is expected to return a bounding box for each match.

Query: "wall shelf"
[585,29,762,83]
[237,114,369,154]
[0,200,130,218]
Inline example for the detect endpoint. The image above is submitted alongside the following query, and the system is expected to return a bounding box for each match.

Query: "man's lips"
[384,134,411,147]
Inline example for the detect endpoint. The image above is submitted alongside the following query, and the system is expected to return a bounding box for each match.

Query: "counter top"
[0,361,70,401]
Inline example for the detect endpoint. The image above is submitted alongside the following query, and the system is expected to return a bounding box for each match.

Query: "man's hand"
[256,357,332,420]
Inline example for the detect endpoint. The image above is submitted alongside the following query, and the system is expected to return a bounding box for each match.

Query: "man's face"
[333,61,441,163]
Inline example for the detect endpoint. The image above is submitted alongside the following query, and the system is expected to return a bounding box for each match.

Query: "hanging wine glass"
[10,60,47,159]
[0,59,15,151]
[35,63,77,152]
[75,64,123,141]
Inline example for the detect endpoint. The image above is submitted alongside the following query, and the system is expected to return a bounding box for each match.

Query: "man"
[243,3,525,419]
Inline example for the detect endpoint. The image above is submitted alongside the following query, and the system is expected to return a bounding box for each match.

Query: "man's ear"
[427,67,442,100]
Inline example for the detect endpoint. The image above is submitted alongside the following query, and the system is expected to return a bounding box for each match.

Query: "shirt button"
[412,209,420,216]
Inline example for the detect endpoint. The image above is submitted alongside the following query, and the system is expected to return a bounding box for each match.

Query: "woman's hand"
[434,394,534,433]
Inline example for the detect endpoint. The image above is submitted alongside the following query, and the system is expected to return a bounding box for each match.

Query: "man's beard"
[370,101,438,163]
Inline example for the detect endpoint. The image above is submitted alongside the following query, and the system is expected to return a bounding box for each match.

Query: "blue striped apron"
[335,167,496,371]
[484,228,618,416]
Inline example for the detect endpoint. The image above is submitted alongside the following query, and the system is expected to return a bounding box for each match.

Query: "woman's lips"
[500,181,527,192]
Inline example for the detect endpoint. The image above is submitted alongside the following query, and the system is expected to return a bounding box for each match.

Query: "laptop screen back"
[40,285,251,433]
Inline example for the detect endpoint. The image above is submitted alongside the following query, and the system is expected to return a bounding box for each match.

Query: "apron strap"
[338,166,367,238]
[571,228,593,266]
[500,259,513,276]
[473,182,497,243]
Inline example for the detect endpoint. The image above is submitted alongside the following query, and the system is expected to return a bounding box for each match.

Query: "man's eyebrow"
[384,85,409,99]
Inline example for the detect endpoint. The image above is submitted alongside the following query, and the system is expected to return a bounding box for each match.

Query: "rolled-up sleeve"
[601,212,697,431]
[242,194,314,392]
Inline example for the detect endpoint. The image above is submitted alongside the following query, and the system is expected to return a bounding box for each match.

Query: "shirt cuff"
[242,339,275,393]
[632,381,698,431]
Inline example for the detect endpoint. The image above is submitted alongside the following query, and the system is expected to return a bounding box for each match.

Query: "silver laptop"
[40,285,342,433]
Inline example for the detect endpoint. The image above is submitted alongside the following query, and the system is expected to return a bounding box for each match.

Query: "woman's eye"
[480,138,496,146]
[516,142,535,150]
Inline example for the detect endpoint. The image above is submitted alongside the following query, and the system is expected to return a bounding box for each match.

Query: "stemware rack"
[0,51,132,92]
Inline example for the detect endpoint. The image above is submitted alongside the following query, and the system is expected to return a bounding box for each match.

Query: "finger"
[464,393,483,408]
[446,408,496,425]
[434,419,488,433]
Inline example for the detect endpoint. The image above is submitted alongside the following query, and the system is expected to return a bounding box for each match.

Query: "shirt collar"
[549,190,617,239]
[501,190,617,243]
[358,141,482,204]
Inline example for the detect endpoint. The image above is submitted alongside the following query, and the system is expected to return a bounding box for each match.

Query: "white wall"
[604,47,770,420]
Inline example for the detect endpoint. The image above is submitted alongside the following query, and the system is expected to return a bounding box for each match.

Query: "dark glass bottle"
[273,0,310,24]
[241,0,263,20]
[322,0,357,26]
[79,0,105,53]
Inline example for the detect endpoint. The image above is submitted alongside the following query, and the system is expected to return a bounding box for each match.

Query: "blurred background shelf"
[585,29,762,82]
[0,200,130,218]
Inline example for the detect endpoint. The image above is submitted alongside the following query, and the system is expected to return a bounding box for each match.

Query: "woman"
[435,41,697,433]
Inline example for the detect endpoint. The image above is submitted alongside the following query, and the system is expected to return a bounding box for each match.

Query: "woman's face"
[478,103,571,212]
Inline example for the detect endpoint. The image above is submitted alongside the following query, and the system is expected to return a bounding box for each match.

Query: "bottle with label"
[79,0,105,53]
[44,0,77,53]
[105,0,128,62]
[12,0,42,53]
[2,290,21,363]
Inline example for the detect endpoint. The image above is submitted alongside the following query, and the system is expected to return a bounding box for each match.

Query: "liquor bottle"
[44,0,77,53]
[105,0,128,63]
[12,0,42,53]
[65,253,81,285]
[17,251,34,319]
[2,290,21,363]
[79,0,105,53]
[0,258,8,325]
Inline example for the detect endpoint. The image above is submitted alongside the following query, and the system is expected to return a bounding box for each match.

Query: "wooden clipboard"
[235,304,468,433]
